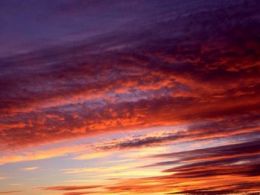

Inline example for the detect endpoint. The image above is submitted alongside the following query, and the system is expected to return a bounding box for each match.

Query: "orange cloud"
[0,145,87,165]
[0,191,21,194]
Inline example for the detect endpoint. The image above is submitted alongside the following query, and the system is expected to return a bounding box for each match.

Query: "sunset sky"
[0,0,260,194]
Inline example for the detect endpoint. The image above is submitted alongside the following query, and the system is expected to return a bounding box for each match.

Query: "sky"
[0,0,260,194]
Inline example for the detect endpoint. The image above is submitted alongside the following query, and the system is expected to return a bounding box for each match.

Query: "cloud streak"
[0,192,21,195]
[42,185,101,191]
[105,139,260,194]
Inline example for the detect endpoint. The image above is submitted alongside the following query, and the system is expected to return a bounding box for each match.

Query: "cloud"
[95,115,260,151]
[0,192,21,194]
[0,176,6,180]
[105,139,260,194]
[21,166,39,171]
[0,1,259,195]
[41,185,102,195]
[42,185,101,191]
[73,151,110,161]
[0,0,259,151]
[62,192,94,195]
[0,144,87,165]
[0,113,258,166]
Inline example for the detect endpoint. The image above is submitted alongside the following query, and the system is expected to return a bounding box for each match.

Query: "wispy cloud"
[21,166,39,171]
[0,191,21,194]
[105,139,260,194]
[0,145,87,165]
[0,176,6,180]
[42,185,101,191]
[42,185,102,195]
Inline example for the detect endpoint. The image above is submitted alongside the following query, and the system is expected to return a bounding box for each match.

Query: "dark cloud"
[106,139,260,194]
[155,138,260,159]
[97,115,260,151]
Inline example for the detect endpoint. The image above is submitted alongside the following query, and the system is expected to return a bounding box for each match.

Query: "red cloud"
[0,0,259,153]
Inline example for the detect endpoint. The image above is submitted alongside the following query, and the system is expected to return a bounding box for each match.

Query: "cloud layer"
[0,0,259,151]
[0,0,259,194]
